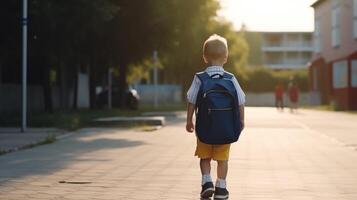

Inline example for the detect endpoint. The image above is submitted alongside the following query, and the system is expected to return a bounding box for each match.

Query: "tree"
[0,0,249,111]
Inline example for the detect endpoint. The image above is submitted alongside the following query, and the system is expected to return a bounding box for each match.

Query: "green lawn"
[0,103,185,130]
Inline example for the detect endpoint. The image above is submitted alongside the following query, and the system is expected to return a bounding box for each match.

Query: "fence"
[245,92,311,107]
[134,84,182,104]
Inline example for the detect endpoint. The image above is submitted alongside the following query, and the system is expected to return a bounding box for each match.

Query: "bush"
[237,67,308,93]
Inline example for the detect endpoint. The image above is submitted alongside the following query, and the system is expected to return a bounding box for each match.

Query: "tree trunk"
[58,62,70,110]
[72,65,79,110]
[43,65,53,113]
[0,61,2,84]
[89,62,97,109]
[118,59,128,108]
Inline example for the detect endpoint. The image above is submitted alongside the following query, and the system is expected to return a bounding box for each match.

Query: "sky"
[218,0,316,32]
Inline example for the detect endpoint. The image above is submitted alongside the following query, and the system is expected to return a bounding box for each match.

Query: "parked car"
[96,87,140,110]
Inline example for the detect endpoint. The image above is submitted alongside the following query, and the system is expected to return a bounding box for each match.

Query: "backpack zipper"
[203,90,231,98]
[208,107,233,114]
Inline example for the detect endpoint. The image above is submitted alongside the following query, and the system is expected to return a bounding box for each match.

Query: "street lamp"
[21,0,28,132]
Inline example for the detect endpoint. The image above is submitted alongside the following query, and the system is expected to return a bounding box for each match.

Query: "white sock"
[202,174,212,185]
[215,178,227,188]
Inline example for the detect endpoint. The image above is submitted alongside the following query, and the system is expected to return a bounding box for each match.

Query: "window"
[314,18,321,52]
[331,1,341,47]
[354,0,357,38]
[351,60,357,87]
[333,60,348,89]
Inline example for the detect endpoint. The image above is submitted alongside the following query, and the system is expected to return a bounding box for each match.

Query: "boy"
[186,34,245,199]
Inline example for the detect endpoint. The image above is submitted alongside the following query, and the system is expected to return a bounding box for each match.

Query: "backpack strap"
[195,71,210,83]
[222,72,234,80]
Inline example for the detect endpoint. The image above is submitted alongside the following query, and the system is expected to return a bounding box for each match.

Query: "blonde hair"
[203,34,228,61]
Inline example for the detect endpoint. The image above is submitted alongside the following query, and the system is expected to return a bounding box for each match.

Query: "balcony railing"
[262,46,314,52]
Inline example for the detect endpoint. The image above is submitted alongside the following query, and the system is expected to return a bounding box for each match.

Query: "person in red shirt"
[275,82,285,111]
[288,78,300,113]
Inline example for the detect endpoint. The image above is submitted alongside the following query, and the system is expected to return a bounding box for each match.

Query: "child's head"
[203,34,228,65]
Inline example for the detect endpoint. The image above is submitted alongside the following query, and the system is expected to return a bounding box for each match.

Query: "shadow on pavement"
[0,128,145,185]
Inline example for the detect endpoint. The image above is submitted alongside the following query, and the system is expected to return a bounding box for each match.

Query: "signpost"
[108,68,112,109]
[21,0,28,133]
[153,51,158,108]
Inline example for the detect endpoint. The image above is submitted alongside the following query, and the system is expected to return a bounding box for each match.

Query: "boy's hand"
[240,121,245,131]
[186,121,195,133]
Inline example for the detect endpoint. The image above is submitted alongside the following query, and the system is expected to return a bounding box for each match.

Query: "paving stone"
[0,108,357,199]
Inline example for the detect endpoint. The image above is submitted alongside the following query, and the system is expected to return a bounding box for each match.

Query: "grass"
[0,150,7,156]
[0,103,185,131]
[139,103,185,112]
[303,105,336,111]
[22,134,57,149]
[303,105,357,114]
[0,133,57,156]
[135,125,162,132]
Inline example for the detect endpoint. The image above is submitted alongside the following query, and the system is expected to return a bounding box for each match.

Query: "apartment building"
[261,32,314,69]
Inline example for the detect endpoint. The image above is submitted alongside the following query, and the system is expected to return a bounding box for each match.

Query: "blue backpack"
[195,71,242,144]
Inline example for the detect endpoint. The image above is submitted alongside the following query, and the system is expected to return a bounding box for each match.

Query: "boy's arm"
[186,75,200,133]
[232,76,245,131]
[186,103,195,133]
[239,105,245,131]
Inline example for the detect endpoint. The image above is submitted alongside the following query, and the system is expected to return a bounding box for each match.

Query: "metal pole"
[108,68,112,109]
[21,0,28,133]
[153,51,158,108]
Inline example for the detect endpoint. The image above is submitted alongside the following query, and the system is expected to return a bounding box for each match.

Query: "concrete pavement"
[0,107,357,199]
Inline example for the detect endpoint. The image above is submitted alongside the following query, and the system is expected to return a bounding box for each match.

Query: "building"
[261,32,314,69]
[309,0,357,110]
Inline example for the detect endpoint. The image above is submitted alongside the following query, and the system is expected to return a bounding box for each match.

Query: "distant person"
[274,82,285,111]
[186,34,245,200]
[288,78,300,112]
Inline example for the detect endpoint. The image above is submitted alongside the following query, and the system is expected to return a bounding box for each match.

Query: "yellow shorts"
[195,139,231,161]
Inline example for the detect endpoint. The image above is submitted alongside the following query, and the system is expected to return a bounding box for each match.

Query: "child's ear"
[223,55,228,64]
[203,55,209,64]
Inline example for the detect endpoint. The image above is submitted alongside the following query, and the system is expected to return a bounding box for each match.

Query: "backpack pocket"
[208,107,236,142]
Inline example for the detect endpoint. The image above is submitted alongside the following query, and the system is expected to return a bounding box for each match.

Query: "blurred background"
[0,0,356,129]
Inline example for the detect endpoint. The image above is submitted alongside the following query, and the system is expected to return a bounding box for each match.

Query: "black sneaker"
[201,182,215,198]
[214,187,229,200]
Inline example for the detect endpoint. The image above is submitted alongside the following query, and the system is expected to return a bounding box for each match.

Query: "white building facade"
[262,32,314,69]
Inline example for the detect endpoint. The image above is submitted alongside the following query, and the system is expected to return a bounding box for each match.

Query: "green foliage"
[1,0,249,109]
[127,58,164,84]
[237,67,308,93]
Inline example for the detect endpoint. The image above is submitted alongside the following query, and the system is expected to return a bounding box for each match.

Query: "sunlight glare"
[218,0,316,32]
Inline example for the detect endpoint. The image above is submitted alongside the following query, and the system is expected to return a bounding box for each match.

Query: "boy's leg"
[196,140,213,183]
[200,158,211,176]
[196,140,215,198]
[200,158,212,185]
[281,99,284,110]
[217,160,228,179]
[212,144,230,200]
[214,160,229,199]
[214,160,229,200]
[200,158,214,198]
[216,160,228,187]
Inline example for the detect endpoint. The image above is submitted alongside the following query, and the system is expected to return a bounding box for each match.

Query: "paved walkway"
[0,107,357,199]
